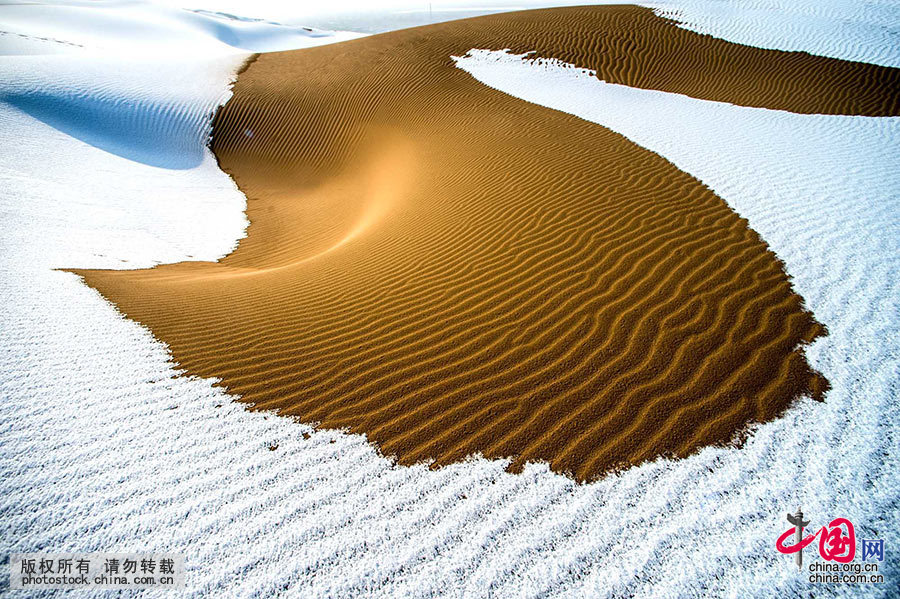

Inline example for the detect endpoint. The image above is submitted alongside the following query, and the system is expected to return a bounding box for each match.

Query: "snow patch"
[646,0,900,68]
[0,0,363,56]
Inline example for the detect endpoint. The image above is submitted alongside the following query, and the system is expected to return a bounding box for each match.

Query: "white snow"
[0,0,364,56]
[647,0,900,68]
[1,1,898,597]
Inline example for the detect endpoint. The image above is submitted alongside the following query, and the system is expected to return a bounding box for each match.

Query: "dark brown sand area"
[73,6,899,481]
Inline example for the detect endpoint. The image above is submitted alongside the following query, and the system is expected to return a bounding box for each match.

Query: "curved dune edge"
[68,5,900,482]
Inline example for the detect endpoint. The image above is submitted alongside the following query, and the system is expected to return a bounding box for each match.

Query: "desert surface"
[2,1,897,597]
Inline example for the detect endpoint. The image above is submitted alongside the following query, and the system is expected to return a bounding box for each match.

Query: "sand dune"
[5,1,900,595]
[73,6,898,481]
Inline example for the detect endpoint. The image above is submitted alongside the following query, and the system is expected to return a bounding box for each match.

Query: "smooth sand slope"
[74,6,898,481]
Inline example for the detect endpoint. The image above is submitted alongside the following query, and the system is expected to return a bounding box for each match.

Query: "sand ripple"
[73,6,900,480]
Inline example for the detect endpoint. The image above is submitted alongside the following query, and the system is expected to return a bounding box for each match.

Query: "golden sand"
[73,6,900,481]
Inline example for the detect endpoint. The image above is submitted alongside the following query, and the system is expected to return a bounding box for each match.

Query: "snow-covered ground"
[1,1,897,597]
[0,0,363,55]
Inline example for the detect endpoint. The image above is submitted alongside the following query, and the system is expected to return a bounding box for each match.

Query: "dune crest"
[68,6,900,481]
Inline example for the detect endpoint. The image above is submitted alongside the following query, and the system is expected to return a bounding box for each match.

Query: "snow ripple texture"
[647,0,900,68]
[1,1,898,598]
